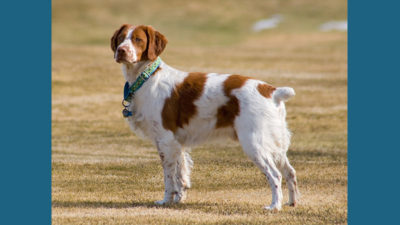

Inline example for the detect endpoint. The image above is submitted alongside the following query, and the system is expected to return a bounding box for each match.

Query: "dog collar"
[122,57,161,117]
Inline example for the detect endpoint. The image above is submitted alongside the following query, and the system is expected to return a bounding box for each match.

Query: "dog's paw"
[154,200,171,205]
[173,192,187,203]
[264,204,282,211]
[285,201,296,207]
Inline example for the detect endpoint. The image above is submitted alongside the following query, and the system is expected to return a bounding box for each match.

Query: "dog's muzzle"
[115,46,132,63]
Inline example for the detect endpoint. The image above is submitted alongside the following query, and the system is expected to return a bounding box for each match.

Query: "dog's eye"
[118,36,124,43]
[135,38,141,42]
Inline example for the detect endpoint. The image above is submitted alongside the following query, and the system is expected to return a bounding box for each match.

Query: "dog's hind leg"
[236,130,283,210]
[174,148,193,203]
[281,156,300,206]
[155,137,181,205]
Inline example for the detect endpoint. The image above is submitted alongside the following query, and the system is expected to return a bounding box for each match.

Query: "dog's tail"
[272,87,295,103]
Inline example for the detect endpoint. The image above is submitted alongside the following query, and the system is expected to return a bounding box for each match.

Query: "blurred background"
[52,0,347,224]
[53,0,347,73]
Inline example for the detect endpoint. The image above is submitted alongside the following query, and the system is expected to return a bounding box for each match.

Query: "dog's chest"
[120,63,187,140]
[124,96,153,139]
[123,84,167,140]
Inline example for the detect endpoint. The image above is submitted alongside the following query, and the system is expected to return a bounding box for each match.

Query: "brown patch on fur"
[129,25,150,61]
[131,25,168,61]
[222,75,251,96]
[216,97,239,128]
[216,75,249,128]
[162,73,208,132]
[110,24,132,53]
[143,25,168,61]
[257,83,276,98]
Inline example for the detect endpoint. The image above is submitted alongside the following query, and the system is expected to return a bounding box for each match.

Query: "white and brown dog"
[111,24,299,210]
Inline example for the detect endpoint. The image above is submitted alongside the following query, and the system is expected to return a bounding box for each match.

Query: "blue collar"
[122,57,161,117]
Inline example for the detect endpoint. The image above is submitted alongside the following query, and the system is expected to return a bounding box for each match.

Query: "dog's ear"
[111,24,128,53]
[145,26,168,61]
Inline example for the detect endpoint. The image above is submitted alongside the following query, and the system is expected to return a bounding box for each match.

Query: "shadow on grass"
[52,200,158,209]
[52,200,259,214]
[288,149,347,162]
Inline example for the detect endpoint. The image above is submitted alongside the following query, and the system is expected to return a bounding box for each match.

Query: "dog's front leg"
[174,149,193,203]
[155,139,181,205]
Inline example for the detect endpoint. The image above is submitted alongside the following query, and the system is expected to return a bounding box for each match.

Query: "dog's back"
[153,71,294,151]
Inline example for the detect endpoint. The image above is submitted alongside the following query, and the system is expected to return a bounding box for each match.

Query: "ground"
[52,0,347,224]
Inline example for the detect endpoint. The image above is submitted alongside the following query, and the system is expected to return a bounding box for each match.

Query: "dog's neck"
[121,60,153,84]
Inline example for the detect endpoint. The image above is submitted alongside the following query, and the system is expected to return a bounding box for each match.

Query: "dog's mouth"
[116,58,128,64]
[115,57,136,64]
[115,50,136,64]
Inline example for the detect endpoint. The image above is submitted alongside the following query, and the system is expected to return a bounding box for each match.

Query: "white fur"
[116,40,299,210]
[273,87,295,106]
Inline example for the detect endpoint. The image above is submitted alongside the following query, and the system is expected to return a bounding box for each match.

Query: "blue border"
[1,0,400,224]
[0,1,51,224]
[349,1,400,224]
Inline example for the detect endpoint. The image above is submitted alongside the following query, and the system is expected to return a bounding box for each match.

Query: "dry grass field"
[52,0,347,224]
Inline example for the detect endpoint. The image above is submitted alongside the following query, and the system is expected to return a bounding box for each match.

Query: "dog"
[110,24,299,210]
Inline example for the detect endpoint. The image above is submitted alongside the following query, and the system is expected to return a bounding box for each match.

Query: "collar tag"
[122,108,132,117]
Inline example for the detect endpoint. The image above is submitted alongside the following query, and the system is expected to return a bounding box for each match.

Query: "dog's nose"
[117,47,126,56]
[116,47,128,63]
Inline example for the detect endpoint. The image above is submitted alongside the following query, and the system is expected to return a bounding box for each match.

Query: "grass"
[52,0,347,224]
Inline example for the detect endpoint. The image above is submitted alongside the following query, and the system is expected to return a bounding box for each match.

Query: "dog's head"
[111,24,168,64]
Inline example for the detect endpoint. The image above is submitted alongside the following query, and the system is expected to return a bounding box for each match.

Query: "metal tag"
[122,108,132,118]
